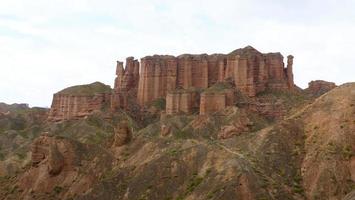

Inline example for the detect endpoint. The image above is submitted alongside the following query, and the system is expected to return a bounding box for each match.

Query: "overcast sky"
[0,0,354,107]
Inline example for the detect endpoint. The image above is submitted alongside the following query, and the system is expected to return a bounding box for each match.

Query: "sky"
[0,0,354,107]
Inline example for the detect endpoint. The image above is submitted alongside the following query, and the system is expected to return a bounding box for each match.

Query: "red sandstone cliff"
[137,46,294,108]
[50,46,295,118]
[48,82,112,122]
[111,57,140,111]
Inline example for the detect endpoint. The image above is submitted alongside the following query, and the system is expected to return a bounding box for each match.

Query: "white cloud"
[0,0,354,107]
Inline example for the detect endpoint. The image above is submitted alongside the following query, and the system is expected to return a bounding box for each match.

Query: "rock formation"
[136,46,295,108]
[48,46,295,118]
[199,89,235,115]
[18,133,114,199]
[111,57,140,111]
[31,133,64,176]
[306,80,336,96]
[48,82,112,121]
[166,90,200,114]
[160,124,172,136]
[113,121,132,147]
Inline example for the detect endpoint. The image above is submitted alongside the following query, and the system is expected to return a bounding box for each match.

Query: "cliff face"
[200,89,235,115]
[49,46,295,119]
[165,90,200,115]
[137,46,294,109]
[111,57,139,111]
[48,82,111,122]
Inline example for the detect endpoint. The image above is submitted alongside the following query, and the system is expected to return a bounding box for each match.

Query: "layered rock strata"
[48,82,111,121]
[49,46,295,119]
[111,57,140,111]
[199,89,235,115]
[136,46,294,107]
[166,90,200,114]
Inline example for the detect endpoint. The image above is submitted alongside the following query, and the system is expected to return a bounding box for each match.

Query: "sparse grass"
[176,172,206,199]
[151,98,166,110]
[186,175,203,194]
[342,145,353,160]
[16,152,26,160]
[204,82,233,93]
[58,82,112,95]
[174,129,191,140]
[0,152,4,161]
[53,186,63,194]
[167,148,179,156]
[292,174,304,195]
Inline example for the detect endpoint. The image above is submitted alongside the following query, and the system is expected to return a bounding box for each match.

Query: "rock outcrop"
[306,80,336,96]
[48,82,112,122]
[199,89,235,115]
[166,89,200,114]
[113,121,132,147]
[49,46,295,117]
[18,133,114,199]
[111,57,140,111]
[136,46,294,108]
[31,133,64,176]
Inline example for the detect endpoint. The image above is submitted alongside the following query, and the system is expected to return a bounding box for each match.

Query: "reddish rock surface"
[48,82,111,122]
[306,80,336,96]
[199,89,235,115]
[136,46,294,108]
[111,57,140,111]
[49,46,295,117]
[18,133,113,199]
[160,124,172,136]
[166,90,200,114]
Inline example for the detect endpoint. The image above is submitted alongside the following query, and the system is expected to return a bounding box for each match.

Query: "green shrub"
[53,186,63,194]
[151,98,166,110]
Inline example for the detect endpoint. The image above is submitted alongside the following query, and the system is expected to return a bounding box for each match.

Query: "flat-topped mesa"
[48,82,112,122]
[111,57,139,111]
[137,46,295,108]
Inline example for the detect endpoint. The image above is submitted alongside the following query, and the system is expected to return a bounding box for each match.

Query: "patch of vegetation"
[16,152,26,160]
[186,175,204,194]
[9,185,19,194]
[101,168,118,180]
[342,145,353,160]
[174,129,191,140]
[9,116,26,130]
[167,148,179,157]
[292,174,305,196]
[176,172,206,199]
[204,82,233,93]
[151,98,166,110]
[58,82,112,95]
[0,152,4,161]
[53,186,63,194]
